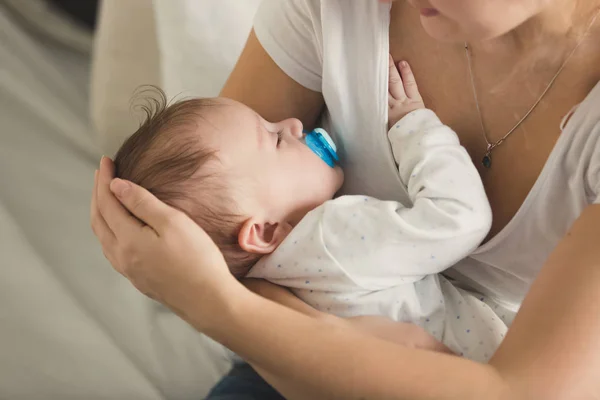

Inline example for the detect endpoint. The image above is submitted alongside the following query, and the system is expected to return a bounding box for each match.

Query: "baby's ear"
[238,218,293,255]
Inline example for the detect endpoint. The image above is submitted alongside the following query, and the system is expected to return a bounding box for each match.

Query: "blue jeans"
[205,362,285,400]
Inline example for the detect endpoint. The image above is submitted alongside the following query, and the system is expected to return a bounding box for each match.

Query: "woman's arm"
[242,278,453,398]
[489,204,600,398]
[93,159,600,400]
[220,30,324,127]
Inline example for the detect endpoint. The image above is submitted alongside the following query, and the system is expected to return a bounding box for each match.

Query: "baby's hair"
[114,86,260,278]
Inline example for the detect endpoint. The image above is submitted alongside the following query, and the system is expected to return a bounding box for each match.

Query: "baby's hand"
[388,56,425,129]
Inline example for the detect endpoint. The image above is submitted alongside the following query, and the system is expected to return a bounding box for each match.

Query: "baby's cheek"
[334,167,345,189]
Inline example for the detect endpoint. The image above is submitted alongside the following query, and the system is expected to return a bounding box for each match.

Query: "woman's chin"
[420,17,466,43]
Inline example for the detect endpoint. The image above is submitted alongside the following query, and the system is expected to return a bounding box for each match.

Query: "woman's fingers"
[90,169,117,247]
[110,177,181,234]
[96,157,145,240]
[398,61,421,100]
[388,54,406,100]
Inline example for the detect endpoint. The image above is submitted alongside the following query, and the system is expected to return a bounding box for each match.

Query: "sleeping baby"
[114,60,507,362]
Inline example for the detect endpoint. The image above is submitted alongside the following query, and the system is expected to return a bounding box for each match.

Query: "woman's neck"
[478,0,599,56]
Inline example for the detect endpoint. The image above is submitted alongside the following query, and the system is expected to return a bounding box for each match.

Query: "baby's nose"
[286,118,304,139]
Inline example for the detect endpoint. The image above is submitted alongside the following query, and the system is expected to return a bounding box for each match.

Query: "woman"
[92,0,600,398]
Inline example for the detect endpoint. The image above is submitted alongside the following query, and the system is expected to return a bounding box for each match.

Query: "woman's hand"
[90,157,238,325]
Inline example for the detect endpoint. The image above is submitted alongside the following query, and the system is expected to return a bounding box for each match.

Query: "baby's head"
[115,88,343,277]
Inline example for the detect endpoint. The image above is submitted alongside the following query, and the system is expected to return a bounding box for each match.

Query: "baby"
[115,60,507,361]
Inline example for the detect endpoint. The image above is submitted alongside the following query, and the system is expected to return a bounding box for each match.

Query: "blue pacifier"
[302,128,339,168]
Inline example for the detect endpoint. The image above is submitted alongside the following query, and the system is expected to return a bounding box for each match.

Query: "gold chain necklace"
[464,10,599,168]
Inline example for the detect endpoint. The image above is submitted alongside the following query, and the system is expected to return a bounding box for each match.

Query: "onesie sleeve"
[317,110,492,290]
[253,0,323,92]
[388,109,492,241]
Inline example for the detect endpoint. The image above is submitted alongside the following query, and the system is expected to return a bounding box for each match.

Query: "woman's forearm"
[241,278,455,398]
[241,278,347,399]
[488,205,600,399]
[195,285,508,400]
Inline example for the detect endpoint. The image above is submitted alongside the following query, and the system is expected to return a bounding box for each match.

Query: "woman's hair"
[114,86,260,278]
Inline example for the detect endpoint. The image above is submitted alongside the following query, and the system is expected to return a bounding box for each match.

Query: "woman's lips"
[420,8,440,17]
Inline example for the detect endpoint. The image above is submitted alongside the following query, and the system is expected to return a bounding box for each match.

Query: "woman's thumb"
[110,178,175,230]
[110,178,131,198]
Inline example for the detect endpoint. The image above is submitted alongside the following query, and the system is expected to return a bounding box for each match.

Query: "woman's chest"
[388,5,600,237]
[318,2,599,234]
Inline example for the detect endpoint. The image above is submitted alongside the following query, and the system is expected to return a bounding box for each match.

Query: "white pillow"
[153,0,262,97]
[91,0,261,155]
[91,0,162,155]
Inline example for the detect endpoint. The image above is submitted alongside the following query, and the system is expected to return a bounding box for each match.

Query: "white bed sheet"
[0,4,231,399]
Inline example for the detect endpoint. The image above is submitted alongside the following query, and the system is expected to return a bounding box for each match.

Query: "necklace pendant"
[482,153,492,169]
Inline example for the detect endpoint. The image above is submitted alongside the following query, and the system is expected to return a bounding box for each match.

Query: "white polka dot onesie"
[248,109,508,362]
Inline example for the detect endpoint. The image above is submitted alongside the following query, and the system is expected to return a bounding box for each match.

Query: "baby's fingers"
[399,61,421,100]
[388,54,406,100]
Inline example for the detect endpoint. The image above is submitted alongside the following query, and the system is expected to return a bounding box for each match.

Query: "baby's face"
[201,98,344,225]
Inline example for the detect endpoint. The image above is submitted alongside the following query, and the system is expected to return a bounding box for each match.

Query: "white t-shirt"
[249,109,505,361]
[254,0,600,319]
